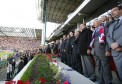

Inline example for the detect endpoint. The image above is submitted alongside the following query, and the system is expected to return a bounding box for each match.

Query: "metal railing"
[0,60,8,70]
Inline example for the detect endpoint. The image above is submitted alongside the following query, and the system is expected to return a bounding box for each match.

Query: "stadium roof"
[0,26,42,39]
[38,0,84,23]
[40,0,121,42]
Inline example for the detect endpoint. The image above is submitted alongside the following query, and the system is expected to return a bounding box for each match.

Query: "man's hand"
[105,51,111,56]
[115,47,122,52]
[87,50,91,55]
[110,43,119,50]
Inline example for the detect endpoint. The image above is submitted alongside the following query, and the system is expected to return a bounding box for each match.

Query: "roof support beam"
[43,0,48,45]
[59,0,90,29]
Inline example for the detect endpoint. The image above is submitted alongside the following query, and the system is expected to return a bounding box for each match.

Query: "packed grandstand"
[0,36,41,50]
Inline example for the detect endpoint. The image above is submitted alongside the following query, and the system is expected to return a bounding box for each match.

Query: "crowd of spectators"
[0,36,41,50]
[6,50,35,81]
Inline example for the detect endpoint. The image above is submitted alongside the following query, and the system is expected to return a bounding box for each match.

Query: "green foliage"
[20,54,59,83]
[37,55,55,82]
[20,55,38,82]
[49,63,60,80]
[31,80,40,84]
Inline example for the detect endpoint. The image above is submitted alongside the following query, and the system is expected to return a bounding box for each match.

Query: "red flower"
[53,60,57,63]
[39,78,46,83]
[25,80,30,84]
[64,80,69,84]
[17,80,25,84]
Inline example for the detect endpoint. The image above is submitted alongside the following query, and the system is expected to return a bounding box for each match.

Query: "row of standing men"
[52,6,122,84]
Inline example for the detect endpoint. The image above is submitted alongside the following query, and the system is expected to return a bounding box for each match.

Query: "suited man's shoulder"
[107,21,116,29]
[84,28,89,31]
[109,20,115,25]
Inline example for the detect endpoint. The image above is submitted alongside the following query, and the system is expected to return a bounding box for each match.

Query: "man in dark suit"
[59,38,63,62]
[62,35,67,64]
[106,6,122,81]
[53,40,59,55]
[17,57,24,73]
[69,31,75,68]
[72,29,82,74]
[78,23,95,80]
[46,44,51,54]
[90,19,112,84]
[23,54,28,66]
[65,35,71,66]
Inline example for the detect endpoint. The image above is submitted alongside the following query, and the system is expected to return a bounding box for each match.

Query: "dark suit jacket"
[46,47,51,54]
[59,42,63,55]
[69,36,75,54]
[24,56,28,66]
[62,39,67,52]
[53,44,59,54]
[65,39,70,54]
[73,36,79,54]
[17,60,24,73]
[78,28,92,55]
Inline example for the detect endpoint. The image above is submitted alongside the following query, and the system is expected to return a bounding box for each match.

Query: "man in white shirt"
[7,62,12,80]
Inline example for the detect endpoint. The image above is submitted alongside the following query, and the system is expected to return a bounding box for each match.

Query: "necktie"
[116,19,120,24]
[112,19,120,41]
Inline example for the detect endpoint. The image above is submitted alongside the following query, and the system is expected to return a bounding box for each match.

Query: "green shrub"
[20,55,38,81]
[20,54,60,83]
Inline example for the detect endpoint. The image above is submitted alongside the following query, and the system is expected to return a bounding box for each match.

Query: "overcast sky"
[0,0,60,38]
[0,0,43,28]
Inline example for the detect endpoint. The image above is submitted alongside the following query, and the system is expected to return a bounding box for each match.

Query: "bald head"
[101,15,108,22]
